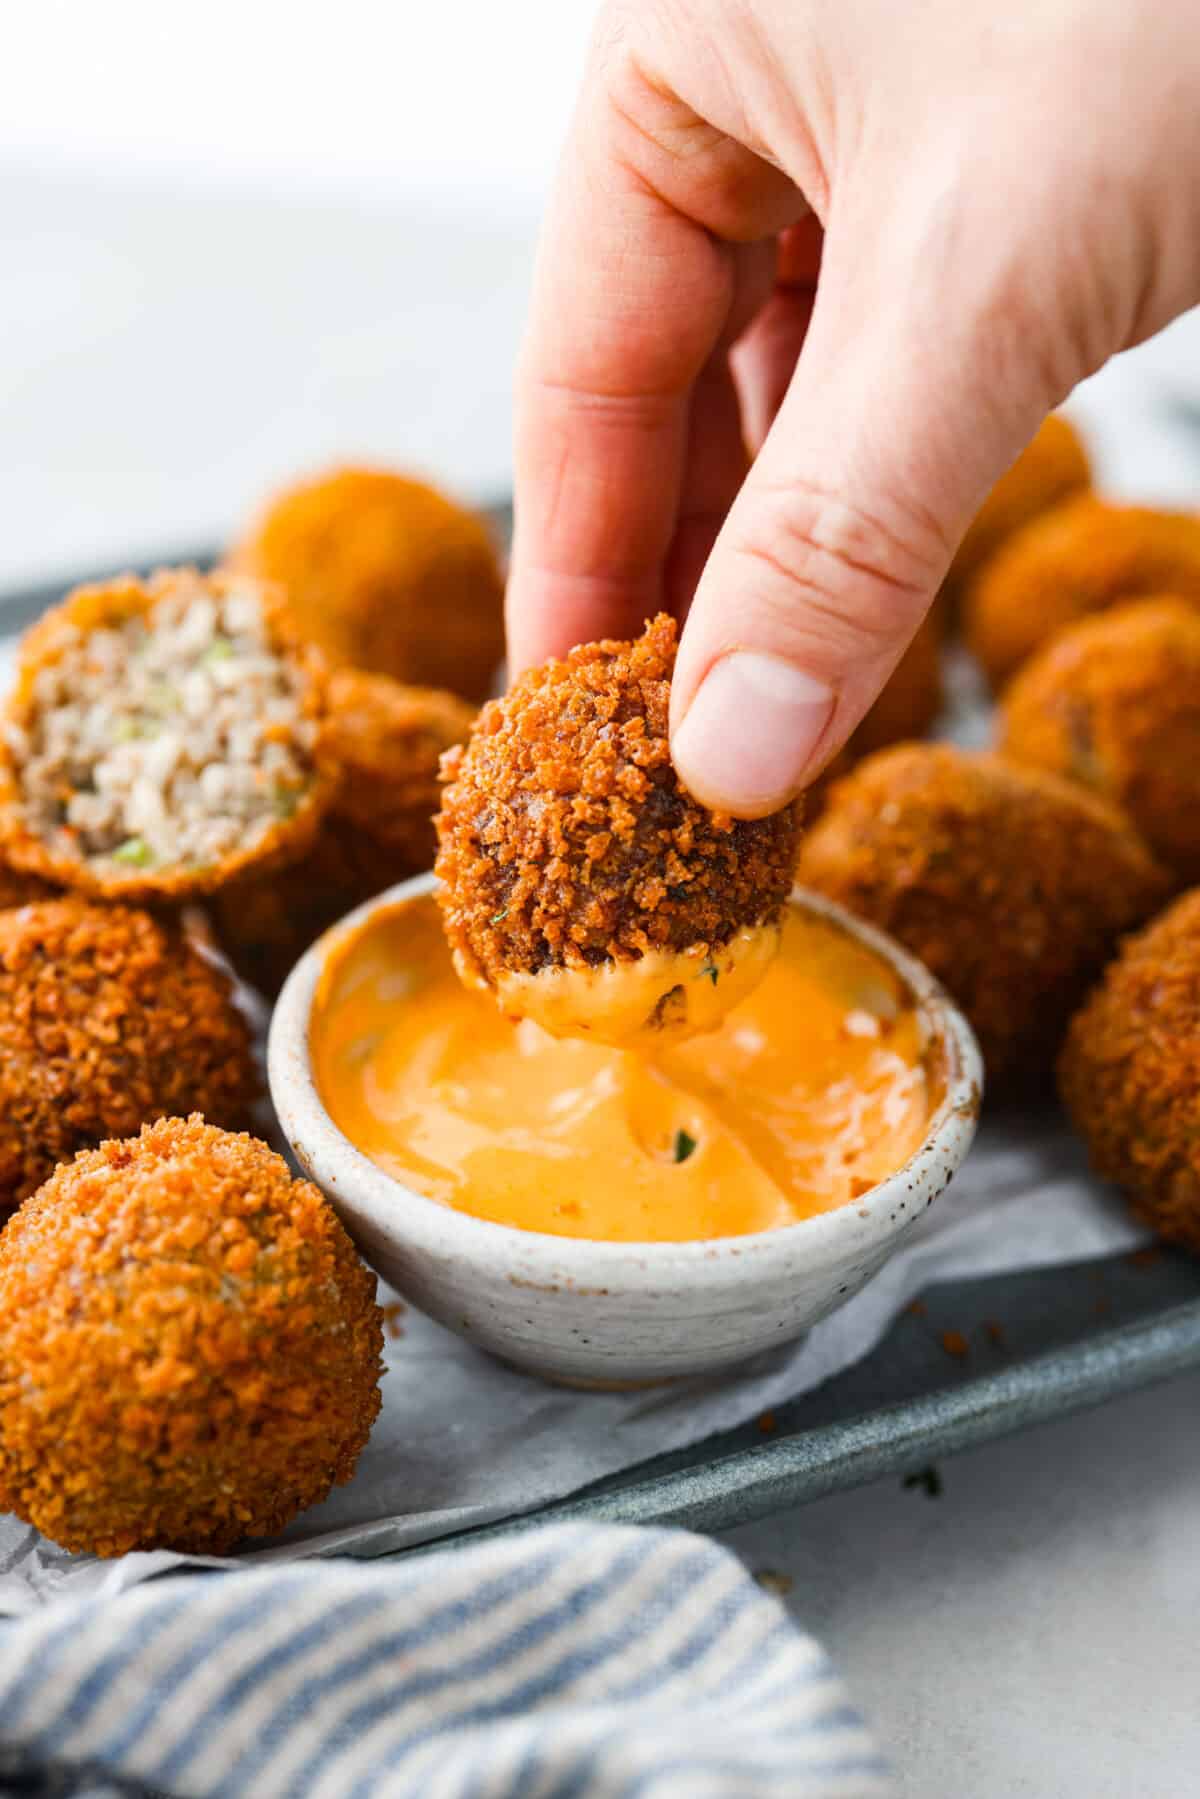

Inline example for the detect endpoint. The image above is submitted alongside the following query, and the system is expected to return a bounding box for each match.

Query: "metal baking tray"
[419,1250,1200,1549]
[6,533,1200,1551]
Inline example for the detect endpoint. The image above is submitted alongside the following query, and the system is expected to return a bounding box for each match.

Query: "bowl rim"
[268,873,983,1280]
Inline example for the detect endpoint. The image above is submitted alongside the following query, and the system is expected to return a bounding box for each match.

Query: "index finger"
[507,148,729,674]
[506,12,813,676]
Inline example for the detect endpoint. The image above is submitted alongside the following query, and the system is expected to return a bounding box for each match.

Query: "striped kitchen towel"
[0,1522,887,1798]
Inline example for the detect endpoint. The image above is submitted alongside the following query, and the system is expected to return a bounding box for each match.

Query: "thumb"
[669,216,1050,817]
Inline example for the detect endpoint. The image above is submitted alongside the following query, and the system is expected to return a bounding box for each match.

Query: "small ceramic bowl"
[269,874,982,1387]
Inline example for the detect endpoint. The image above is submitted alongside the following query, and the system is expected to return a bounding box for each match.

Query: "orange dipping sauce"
[311,895,937,1243]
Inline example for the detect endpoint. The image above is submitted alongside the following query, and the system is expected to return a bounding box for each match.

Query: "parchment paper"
[0,638,1151,1613]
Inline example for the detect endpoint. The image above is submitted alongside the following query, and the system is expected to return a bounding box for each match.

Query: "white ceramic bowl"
[269,875,982,1386]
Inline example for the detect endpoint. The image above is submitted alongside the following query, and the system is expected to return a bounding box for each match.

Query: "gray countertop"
[4,154,1199,1799]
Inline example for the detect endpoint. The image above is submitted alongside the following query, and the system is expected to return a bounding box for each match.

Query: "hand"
[506,0,1200,815]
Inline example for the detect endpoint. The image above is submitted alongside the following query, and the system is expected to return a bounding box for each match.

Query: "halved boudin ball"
[0,566,332,901]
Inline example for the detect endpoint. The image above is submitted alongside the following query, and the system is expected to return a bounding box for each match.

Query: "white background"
[0,1,590,203]
[0,0,593,585]
[4,5,1200,1792]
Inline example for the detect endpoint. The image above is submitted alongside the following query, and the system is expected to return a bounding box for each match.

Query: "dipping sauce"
[482,919,784,1049]
[312,895,937,1243]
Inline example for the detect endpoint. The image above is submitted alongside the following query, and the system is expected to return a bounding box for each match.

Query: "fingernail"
[672,652,835,815]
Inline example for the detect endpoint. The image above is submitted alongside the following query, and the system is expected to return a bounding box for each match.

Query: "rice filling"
[4,582,317,873]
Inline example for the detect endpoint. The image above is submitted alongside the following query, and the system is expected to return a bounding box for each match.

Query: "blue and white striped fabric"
[0,1523,887,1798]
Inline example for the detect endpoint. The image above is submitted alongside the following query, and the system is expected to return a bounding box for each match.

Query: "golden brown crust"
[964,496,1200,688]
[229,465,505,703]
[0,861,55,910]
[0,900,259,1217]
[0,1116,383,1556]
[1059,891,1200,1254]
[796,744,1169,1081]
[435,615,803,986]
[944,413,1091,601]
[215,670,475,994]
[1000,597,1200,881]
[0,567,335,902]
[327,671,476,855]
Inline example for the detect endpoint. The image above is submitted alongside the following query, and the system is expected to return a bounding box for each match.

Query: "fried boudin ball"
[215,669,475,995]
[964,496,1200,688]
[1059,890,1200,1253]
[0,1117,383,1555]
[229,465,505,704]
[796,745,1168,1081]
[436,614,803,1045]
[1000,598,1200,882]
[944,413,1091,600]
[0,900,258,1218]
[0,567,332,901]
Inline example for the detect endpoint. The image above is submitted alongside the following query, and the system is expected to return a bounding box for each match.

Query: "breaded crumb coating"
[0,860,54,910]
[0,1117,383,1556]
[945,413,1091,598]
[797,744,1168,1081]
[435,614,803,989]
[0,900,258,1217]
[1059,891,1200,1253]
[229,465,505,704]
[965,496,1200,688]
[215,669,475,995]
[1000,597,1200,881]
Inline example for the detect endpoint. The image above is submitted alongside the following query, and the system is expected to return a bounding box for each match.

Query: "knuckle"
[727,476,942,658]
[599,5,797,243]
